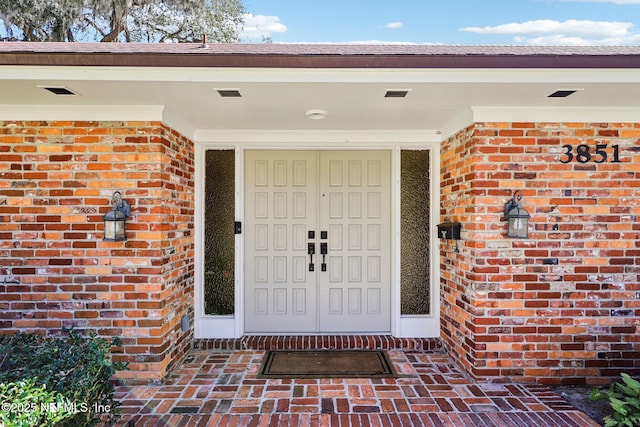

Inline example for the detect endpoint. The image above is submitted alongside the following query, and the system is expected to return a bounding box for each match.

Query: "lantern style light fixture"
[103,191,131,242]
[503,190,530,239]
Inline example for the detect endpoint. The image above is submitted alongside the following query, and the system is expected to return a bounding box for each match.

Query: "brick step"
[194,335,442,351]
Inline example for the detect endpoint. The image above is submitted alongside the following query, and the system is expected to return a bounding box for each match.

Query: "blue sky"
[240,0,640,45]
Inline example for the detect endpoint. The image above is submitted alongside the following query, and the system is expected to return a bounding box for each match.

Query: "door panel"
[245,150,390,333]
[318,151,391,332]
[245,151,317,332]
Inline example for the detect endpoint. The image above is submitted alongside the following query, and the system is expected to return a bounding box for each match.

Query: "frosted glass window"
[401,150,430,315]
[204,150,235,315]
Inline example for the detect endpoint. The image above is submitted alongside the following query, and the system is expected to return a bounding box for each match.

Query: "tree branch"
[83,16,106,37]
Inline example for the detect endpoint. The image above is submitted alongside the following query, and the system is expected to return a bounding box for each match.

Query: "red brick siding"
[440,122,640,385]
[155,124,195,380]
[0,121,194,382]
[439,124,480,379]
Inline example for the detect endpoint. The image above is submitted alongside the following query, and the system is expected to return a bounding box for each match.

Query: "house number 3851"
[559,144,622,164]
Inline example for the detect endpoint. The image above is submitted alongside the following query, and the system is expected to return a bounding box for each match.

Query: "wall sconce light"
[103,191,131,242]
[503,190,530,239]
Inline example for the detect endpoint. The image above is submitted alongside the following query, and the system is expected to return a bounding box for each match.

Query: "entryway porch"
[114,336,598,427]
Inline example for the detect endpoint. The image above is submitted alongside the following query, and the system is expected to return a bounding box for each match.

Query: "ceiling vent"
[385,89,410,98]
[216,89,242,98]
[42,86,77,96]
[548,89,579,98]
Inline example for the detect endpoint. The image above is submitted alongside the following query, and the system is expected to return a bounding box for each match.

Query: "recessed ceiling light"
[305,109,328,120]
[548,89,582,98]
[385,89,411,98]
[40,86,77,96]
[216,89,242,97]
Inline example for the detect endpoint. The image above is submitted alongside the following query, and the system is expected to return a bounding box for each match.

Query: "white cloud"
[462,19,640,45]
[462,19,631,37]
[517,33,640,45]
[241,14,288,40]
[385,22,403,29]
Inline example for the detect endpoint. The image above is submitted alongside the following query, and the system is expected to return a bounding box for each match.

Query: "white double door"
[245,150,391,333]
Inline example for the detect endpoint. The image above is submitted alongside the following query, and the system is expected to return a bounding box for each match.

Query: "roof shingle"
[1,42,639,68]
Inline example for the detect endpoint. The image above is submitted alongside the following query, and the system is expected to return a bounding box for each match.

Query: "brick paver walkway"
[114,338,599,427]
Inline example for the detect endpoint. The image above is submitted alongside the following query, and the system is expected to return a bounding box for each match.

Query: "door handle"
[308,242,315,271]
[320,242,327,272]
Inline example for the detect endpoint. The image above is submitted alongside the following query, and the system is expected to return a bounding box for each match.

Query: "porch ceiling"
[1,43,640,140]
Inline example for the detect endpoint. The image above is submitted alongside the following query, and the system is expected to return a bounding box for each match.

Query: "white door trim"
[194,136,440,339]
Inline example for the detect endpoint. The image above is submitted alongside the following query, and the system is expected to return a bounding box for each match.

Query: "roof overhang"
[1,43,640,141]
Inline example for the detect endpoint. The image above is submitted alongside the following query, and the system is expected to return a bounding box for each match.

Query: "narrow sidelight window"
[204,150,235,315]
[400,150,431,315]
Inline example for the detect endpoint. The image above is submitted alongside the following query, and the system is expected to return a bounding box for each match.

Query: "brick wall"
[2,118,638,386]
[439,124,479,378]
[440,121,640,385]
[0,121,194,383]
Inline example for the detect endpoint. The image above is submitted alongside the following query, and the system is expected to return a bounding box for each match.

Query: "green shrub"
[0,380,74,426]
[0,329,128,427]
[591,373,640,427]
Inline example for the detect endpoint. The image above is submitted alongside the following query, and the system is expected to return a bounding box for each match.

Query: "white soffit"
[1,65,640,138]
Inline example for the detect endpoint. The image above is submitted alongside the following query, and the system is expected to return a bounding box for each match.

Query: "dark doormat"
[257,350,397,378]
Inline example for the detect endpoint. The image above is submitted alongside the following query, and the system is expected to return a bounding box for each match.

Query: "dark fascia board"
[3,52,640,69]
[0,43,639,69]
